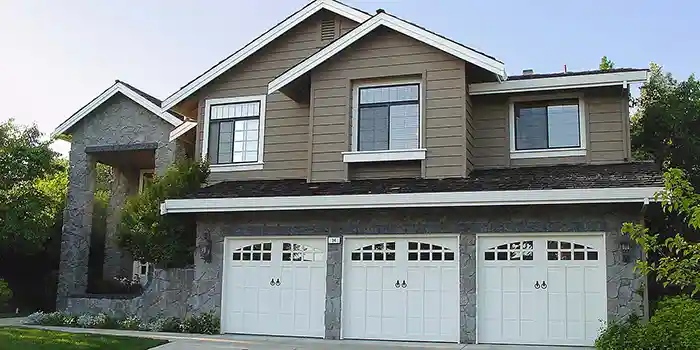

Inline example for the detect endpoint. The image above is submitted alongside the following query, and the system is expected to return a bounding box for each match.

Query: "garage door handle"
[541,281,547,289]
[395,280,400,288]
[534,281,540,289]
[270,278,275,286]
[275,278,281,286]
[401,280,407,288]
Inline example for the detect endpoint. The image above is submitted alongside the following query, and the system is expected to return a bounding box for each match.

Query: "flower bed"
[23,311,219,335]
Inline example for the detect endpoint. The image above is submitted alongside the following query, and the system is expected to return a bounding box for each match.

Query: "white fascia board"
[342,149,427,163]
[161,187,662,214]
[52,82,182,138]
[169,121,197,141]
[469,70,648,95]
[160,0,370,111]
[267,13,506,94]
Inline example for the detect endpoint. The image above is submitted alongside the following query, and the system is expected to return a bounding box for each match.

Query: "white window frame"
[343,79,426,163]
[202,95,266,172]
[508,93,587,159]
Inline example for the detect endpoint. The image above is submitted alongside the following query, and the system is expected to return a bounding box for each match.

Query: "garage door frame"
[220,235,328,336]
[340,234,461,342]
[475,231,607,345]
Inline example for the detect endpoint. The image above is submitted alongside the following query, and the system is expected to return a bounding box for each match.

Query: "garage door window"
[484,240,534,261]
[232,242,272,261]
[547,240,599,261]
[282,242,324,262]
[351,242,396,261]
[408,241,455,261]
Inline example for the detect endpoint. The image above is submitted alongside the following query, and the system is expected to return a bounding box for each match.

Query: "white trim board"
[169,121,197,141]
[160,0,370,111]
[52,82,182,138]
[267,12,506,94]
[161,186,662,214]
[469,70,648,95]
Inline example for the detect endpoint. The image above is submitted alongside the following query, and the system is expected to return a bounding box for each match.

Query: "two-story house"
[52,0,661,347]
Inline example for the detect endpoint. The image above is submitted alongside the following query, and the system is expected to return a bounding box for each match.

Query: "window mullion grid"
[232,116,258,163]
[358,100,419,151]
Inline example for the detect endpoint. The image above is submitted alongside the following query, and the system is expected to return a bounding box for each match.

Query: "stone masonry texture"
[58,93,180,309]
[193,203,644,343]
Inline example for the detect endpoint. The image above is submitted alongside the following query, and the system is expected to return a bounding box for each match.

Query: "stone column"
[56,150,96,309]
[324,239,343,339]
[103,167,139,280]
[155,140,186,176]
[460,233,477,344]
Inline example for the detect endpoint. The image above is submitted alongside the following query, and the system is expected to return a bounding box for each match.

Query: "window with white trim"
[509,95,586,159]
[356,83,420,152]
[515,99,581,150]
[204,96,265,168]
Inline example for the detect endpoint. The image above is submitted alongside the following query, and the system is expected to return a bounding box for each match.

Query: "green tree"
[0,120,62,253]
[599,56,615,70]
[631,63,700,186]
[623,168,700,295]
[117,160,209,267]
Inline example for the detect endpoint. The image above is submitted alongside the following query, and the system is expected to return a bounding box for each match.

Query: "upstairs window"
[356,83,420,152]
[204,96,266,170]
[515,99,581,150]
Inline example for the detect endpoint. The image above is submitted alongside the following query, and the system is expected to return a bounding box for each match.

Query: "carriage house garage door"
[342,236,459,342]
[221,237,326,337]
[477,234,607,347]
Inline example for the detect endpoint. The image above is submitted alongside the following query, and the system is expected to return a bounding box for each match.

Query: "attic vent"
[320,18,336,42]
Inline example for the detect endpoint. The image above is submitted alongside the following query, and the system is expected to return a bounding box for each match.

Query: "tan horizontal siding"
[587,94,628,163]
[194,11,359,181]
[310,27,466,181]
[470,88,630,169]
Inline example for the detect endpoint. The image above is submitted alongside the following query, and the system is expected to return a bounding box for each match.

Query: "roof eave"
[267,12,506,94]
[159,0,371,111]
[469,70,648,95]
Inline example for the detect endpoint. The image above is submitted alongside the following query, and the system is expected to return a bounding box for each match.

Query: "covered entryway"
[221,237,327,337]
[342,236,459,342]
[477,234,607,346]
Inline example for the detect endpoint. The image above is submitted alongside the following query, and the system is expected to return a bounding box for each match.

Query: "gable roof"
[267,11,507,94]
[52,81,183,138]
[160,0,370,111]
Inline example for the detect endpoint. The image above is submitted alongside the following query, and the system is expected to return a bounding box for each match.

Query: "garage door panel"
[478,234,606,347]
[222,237,326,338]
[343,236,458,342]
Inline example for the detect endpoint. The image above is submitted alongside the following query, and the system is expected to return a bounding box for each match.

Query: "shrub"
[119,315,142,330]
[0,279,12,308]
[117,160,209,267]
[180,312,219,335]
[41,311,71,326]
[24,311,46,325]
[596,296,700,350]
[76,313,110,328]
[143,316,180,332]
[595,314,645,350]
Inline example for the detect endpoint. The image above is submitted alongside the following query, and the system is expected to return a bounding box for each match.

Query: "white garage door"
[343,236,459,342]
[222,237,326,337]
[477,234,607,346]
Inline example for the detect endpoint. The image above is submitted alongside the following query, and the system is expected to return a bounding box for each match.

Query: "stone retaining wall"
[65,268,194,319]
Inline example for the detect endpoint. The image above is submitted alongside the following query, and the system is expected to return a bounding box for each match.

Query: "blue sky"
[1,0,697,155]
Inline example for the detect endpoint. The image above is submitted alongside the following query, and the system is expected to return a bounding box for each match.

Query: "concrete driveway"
[11,323,589,350]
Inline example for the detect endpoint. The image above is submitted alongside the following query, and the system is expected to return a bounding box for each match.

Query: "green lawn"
[0,328,167,350]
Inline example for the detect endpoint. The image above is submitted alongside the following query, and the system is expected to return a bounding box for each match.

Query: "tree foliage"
[631,63,700,186]
[117,160,209,267]
[0,120,63,254]
[599,56,615,70]
[623,168,700,295]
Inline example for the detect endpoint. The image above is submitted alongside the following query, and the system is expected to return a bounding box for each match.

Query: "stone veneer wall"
[65,268,194,319]
[58,94,183,309]
[192,203,645,343]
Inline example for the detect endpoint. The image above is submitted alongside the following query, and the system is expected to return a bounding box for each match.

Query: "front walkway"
[12,324,589,350]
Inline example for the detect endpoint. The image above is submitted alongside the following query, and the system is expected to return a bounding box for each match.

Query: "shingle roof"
[115,80,162,106]
[192,162,662,199]
[507,68,648,81]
